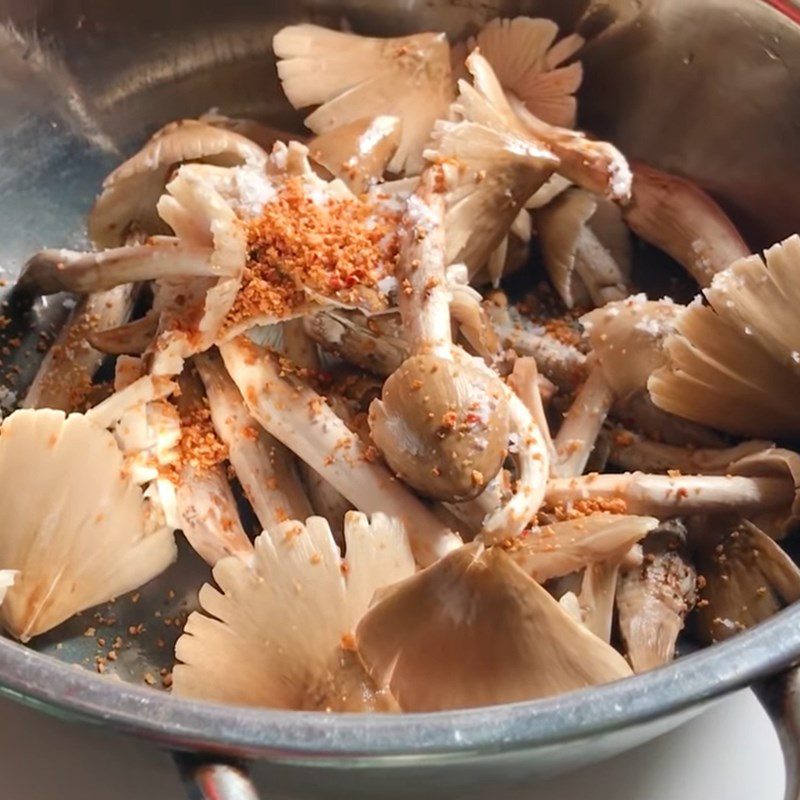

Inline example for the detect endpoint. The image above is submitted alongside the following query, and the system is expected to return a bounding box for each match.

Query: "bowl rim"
[0,602,797,759]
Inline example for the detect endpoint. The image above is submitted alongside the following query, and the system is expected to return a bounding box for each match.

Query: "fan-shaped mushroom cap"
[582,295,682,401]
[0,409,176,641]
[537,188,632,309]
[173,512,413,710]
[468,17,584,128]
[274,24,453,174]
[649,236,800,438]
[513,513,658,583]
[88,120,267,247]
[623,161,749,287]
[356,543,632,711]
[309,116,401,193]
[693,517,800,643]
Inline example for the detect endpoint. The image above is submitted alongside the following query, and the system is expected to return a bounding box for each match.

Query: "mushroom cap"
[582,295,683,400]
[356,543,632,711]
[309,116,401,194]
[369,353,511,502]
[0,409,176,641]
[513,513,658,583]
[649,235,800,438]
[537,187,631,308]
[88,120,267,247]
[470,17,584,128]
[424,117,558,275]
[273,24,453,174]
[693,518,800,643]
[173,512,414,709]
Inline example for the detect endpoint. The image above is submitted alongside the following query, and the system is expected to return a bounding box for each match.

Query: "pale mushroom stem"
[482,389,550,545]
[398,171,452,358]
[219,338,462,565]
[23,284,138,411]
[194,350,312,532]
[18,239,228,295]
[573,227,631,306]
[552,365,615,478]
[85,374,177,430]
[449,283,502,364]
[508,357,556,461]
[546,473,794,518]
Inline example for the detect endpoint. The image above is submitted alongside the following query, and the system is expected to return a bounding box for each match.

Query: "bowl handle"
[755,665,800,799]
[173,753,262,800]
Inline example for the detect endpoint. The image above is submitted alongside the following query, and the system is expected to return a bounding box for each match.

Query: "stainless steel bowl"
[1,1,800,798]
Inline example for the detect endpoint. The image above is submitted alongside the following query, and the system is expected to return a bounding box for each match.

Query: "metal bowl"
[1,1,800,797]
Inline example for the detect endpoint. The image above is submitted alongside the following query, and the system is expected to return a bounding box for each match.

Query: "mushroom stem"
[88,310,159,356]
[481,388,549,545]
[194,350,312,532]
[546,473,794,518]
[508,357,556,461]
[23,284,138,411]
[85,375,176,430]
[552,365,615,478]
[18,239,226,295]
[397,172,452,358]
[219,337,461,565]
[572,226,631,306]
[578,561,620,642]
[449,283,502,364]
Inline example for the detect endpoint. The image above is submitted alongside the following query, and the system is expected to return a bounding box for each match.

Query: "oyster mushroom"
[199,111,303,150]
[219,336,462,566]
[692,517,800,643]
[273,24,453,174]
[195,349,312,532]
[0,409,176,640]
[88,119,268,247]
[173,512,413,710]
[170,369,253,566]
[623,161,749,287]
[424,70,559,276]
[17,238,229,296]
[460,52,631,202]
[617,519,697,672]
[23,284,138,411]
[309,116,401,193]
[649,235,800,438]
[464,16,584,128]
[608,429,773,475]
[355,542,632,711]
[368,173,512,503]
[536,188,632,309]
[513,513,658,583]
[87,309,159,356]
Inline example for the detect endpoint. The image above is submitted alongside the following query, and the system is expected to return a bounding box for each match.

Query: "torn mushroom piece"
[168,368,253,566]
[219,336,462,566]
[195,349,313,532]
[173,512,414,709]
[617,519,697,672]
[0,409,176,641]
[536,188,632,309]
[463,16,584,128]
[424,71,559,277]
[368,174,515,504]
[0,572,17,608]
[460,52,631,202]
[88,119,268,247]
[274,24,453,174]
[23,284,138,412]
[355,542,632,711]
[692,517,800,644]
[649,235,800,438]
[623,161,749,287]
[309,116,401,193]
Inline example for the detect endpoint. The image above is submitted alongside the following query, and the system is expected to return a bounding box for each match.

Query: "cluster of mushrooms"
[1,16,800,712]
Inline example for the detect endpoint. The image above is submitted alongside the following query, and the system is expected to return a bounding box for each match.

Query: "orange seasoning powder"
[224,178,400,331]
